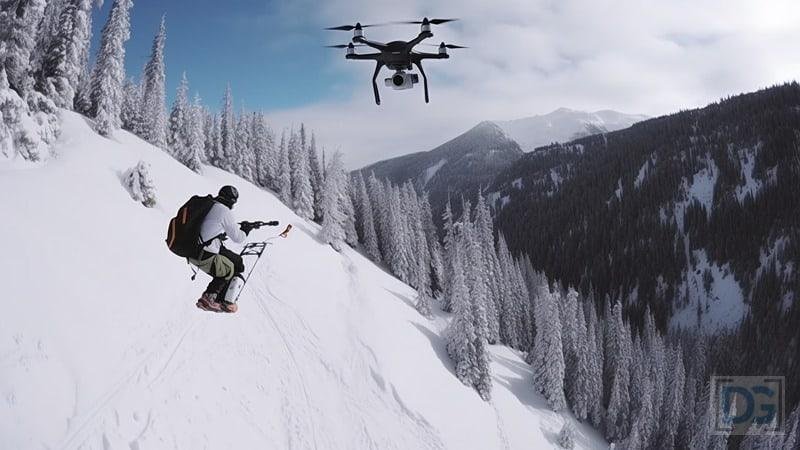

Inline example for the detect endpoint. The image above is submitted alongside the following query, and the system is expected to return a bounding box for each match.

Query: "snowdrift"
[0,111,605,449]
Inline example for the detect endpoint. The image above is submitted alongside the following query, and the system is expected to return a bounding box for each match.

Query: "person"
[190,185,259,313]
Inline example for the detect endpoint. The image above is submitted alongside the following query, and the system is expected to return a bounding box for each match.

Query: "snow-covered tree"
[37,0,96,108]
[447,242,477,387]
[605,301,632,441]
[414,249,433,318]
[233,110,254,180]
[319,151,347,250]
[289,128,314,219]
[0,68,59,161]
[355,172,380,261]
[140,16,166,148]
[659,344,685,448]
[120,78,142,133]
[0,0,46,95]
[122,160,157,207]
[277,129,292,205]
[184,93,203,172]
[166,72,190,159]
[529,286,566,411]
[87,0,132,136]
[307,131,323,220]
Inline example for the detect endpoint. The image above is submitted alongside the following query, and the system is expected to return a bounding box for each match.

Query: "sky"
[91,0,800,168]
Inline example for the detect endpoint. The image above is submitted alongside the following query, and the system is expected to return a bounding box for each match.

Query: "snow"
[0,111,606,449]
[614,179,623,200]
[494,109,647,152]
[734,147,765,203]
[423,158,447,185]
[634,161,648,189]
[687,158,718,214]
[669,250,746,332]
[512,177,523,189]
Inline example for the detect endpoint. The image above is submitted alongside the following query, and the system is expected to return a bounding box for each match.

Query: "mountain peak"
[494,109,646,152]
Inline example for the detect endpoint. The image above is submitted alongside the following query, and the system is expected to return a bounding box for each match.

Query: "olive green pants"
[189,247,244,295]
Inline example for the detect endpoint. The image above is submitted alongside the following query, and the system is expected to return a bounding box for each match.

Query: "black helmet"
[217,185,239,208]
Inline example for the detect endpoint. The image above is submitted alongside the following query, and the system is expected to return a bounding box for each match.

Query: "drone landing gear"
[413,61,429,103]
[372,62,384,105]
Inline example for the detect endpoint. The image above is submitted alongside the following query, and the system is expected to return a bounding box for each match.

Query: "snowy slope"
[494,108,647,152]
[0,111,606,449]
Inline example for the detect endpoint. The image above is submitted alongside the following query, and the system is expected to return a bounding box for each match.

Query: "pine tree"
[585,308,604,428]
[341,180,358,247]
[414,249,433,318]
[441,197,456,312]
[557,421,576,449]
[251,112,272,187]
[355,172,381,261]
[184,93,204,172]
[605,301,632,441]
[233,110,254,180]
[219,84,235,170]
[446,241,477,387]
[87,0,132,136]
[140,16,167,148]
[420,195,444,292]
[166,72,190,161]
[474,193,500,344]
[37,0,95,108]
[568,296,591,421]
[277,129,292,205]
[289,128,314,219]
[660,344,685,449]
[0,0,47,95]
[319,151,347,250]
[308,132,323,221]
[120,77,143,133]
[530,285,566,411]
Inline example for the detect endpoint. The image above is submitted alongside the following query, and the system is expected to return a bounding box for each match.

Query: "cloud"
[264,0,800,168]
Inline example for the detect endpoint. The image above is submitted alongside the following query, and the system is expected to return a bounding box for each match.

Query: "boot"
[196,292,222,312]
[219,301,238,313]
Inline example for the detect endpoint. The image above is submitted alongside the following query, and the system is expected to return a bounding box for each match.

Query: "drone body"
[325,18,465,105]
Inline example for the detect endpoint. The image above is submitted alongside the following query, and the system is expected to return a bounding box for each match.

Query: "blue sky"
[90,0,351,111]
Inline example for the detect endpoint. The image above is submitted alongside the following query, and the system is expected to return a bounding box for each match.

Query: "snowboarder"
[190,185,257,313]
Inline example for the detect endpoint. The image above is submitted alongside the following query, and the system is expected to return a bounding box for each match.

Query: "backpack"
[165,195,216,259]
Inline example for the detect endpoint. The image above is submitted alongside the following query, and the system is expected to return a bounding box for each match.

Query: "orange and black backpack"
[165,195,216,258]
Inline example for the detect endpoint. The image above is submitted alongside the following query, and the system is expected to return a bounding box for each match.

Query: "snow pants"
[190,246,245,296]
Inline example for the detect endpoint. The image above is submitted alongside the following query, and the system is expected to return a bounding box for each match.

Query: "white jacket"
[199,201,246,253]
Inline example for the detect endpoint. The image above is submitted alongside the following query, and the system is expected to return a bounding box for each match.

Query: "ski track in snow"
[58,315,203,450]
[252,282,321,450]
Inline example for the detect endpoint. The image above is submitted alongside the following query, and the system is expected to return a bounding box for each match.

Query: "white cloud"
[266,0,800,168]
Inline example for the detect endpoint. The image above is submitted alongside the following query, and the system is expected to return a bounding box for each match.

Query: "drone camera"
[385,71,419,90]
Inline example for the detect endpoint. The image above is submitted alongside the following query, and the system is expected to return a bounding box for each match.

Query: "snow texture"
[423,158,447,185]
[669,250,746,332]
[0,111,606,450]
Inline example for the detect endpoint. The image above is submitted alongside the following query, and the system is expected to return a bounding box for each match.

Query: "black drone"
[325,18,466,105]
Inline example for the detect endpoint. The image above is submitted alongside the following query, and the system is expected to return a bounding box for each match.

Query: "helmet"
[217,185,239,208]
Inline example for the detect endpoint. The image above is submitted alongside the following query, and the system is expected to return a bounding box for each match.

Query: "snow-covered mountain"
[357,121,523,220]
[0,111,605,449]
[494,108,648,152]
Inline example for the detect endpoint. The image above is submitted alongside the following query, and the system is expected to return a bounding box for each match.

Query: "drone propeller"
[394,18,459,25]
[324,22,387,31]
[422,42,469,49]
[324,44,367,48]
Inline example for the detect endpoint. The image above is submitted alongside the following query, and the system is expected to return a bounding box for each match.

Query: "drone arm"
[345,53,382,60]
[353,36,388,51]
[413,52,449,60]
[413,61,429,103]
[406,31,434,50]
[371,62,383,105]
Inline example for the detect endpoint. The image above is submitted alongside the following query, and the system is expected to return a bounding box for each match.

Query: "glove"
[240,221,255,235]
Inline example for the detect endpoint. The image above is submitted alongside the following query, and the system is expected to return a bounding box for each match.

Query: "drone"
[325,18,466,105]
